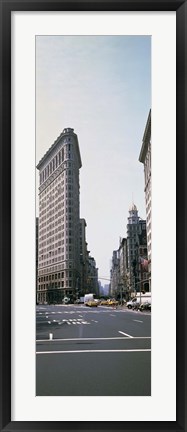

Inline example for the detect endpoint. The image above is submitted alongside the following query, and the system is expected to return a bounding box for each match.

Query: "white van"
[127,292,151,309]
[84,293,95,304]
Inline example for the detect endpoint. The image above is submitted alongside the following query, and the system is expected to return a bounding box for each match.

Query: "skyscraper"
[127,204,147,292]
[139,109,151,289]
[36,128,82,304]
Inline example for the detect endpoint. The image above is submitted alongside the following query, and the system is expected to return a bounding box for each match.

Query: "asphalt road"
[36,304,151,396]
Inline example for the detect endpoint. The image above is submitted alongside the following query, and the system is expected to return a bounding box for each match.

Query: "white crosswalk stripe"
[42,318,92,326]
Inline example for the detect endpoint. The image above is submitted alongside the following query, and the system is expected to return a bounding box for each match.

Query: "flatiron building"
[36,128,82,304]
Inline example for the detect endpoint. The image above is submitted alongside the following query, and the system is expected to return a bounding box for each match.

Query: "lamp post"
[76,277,79,300]
[118,283,123,305]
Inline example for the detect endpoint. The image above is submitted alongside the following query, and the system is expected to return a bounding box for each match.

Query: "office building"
[127,204,147,292]
[139,110,151,289]
[36,127,82,304]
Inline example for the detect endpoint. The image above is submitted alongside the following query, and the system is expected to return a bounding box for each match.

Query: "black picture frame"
[0,1,186,431]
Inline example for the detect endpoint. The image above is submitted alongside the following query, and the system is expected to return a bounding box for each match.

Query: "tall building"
[127,204,148,292]
[79,218,88,296]
[36,127,82,304]
[139,109,151,289]
[36,217,38,303]
[87,256,99,295]
[118,237,128,299]
[110,250,119,297]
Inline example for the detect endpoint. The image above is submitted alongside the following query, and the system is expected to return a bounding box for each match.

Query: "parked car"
[107,299,118,306]
[100,299,110,305]
[139,302,151,312]
[86,300,98,307]
[127,298,137,309]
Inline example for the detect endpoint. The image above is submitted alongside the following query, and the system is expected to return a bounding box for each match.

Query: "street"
[36,304,151,396]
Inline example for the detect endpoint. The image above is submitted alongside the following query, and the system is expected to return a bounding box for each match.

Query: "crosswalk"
[37,317,91,326]
[57,319,90,325]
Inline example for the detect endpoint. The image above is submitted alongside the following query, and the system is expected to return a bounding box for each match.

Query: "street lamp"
[76,277,79,300]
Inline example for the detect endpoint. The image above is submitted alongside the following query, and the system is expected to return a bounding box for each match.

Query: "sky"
[36,35,151,282]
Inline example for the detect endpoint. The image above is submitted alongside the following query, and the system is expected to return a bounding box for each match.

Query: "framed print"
[0,0,186,431]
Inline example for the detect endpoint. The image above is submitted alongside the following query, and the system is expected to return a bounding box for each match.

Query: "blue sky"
[36,35,151,281]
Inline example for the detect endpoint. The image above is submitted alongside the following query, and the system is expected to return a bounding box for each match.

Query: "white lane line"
[36,336,151,342]
[133,320,143,323]
[110,314,116,317]
[37,349,151,355]
[118,331,133,338]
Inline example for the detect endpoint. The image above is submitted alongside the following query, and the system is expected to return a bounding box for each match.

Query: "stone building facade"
[36,128,82,304]
[139,109,151,289]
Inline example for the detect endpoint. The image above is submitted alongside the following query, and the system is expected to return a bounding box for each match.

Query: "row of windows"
[39,181,77,212]
[39,246,74,259]
[39,227,74,245]
[38,261,74,276]
[39,228,79,242]
[40,167,72,193]
[40,154,74,186]
[39,256,73,267]
[38,271,73,281]
[39,224,73,238]
[37,286,73,295]
[39,198,74,224]
[39,147,68,185]
[39,210,74,231]
[39,238,74,250]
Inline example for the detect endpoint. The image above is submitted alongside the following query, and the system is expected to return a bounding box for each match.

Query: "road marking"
[118,331,133,338]
[133,320,143,323]
[36,336,151,342]
[110,314,116,317]
[37,349,151,355]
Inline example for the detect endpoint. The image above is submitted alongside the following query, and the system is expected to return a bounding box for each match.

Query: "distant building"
[36,217,38,303]
[87,256,99,295]
[118,237,128,300]
[110,250,120,297]
[79,218,88,296]
[139,110,151,289]
[36,128,82,304]
[127,204,148,292]
[103,284,109,296]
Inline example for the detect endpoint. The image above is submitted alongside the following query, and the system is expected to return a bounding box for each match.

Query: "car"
[85,300,98,307]
[107,299,118,306]
[127,298,137,309]
[100,300,109,305]
[139,302,151,311]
